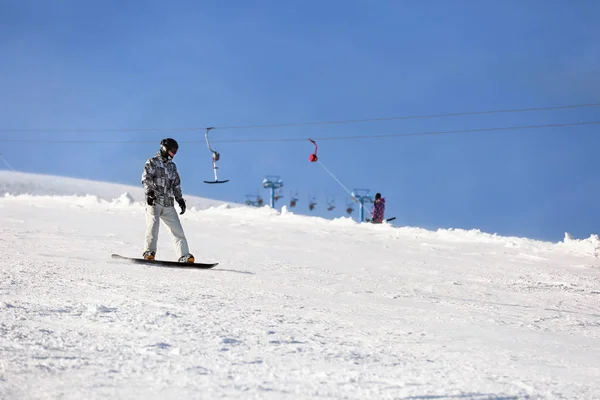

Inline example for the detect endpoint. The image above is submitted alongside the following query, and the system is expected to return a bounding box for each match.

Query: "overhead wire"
[211,121,600,143]
[0,102,599,134]
[1,120,599,144]
[211,103,600,130]
[0,154,16,171]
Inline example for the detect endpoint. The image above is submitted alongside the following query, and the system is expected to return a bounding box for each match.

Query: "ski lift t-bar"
[204,127,229,184]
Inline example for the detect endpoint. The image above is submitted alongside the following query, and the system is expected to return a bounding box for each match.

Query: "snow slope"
[0,171,234,211]
[1,171,599,399]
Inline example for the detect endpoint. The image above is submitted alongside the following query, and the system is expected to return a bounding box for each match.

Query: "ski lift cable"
[316,160,356,202]
[0,103,598,133]
[0,120,598,143]
[210,103,600,130]
[209,120,600,143]
[0,154,16,171]
[308,139,375,217]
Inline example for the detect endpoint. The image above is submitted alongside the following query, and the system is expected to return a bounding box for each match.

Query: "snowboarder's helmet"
[375,193,381,200]
[160,138,179,159]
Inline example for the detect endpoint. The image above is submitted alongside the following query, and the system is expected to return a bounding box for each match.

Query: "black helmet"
[375,193,381,200]
[160,138,179,160]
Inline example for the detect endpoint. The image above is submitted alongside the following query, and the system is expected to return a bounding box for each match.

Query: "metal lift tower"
[262,175,284,208]
[350,189,373,222]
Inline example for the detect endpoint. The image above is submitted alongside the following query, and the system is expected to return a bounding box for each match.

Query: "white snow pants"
[144,204,190,258]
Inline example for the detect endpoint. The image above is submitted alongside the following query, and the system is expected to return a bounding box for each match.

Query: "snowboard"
[365,217,396,223]
[111,254,218,269]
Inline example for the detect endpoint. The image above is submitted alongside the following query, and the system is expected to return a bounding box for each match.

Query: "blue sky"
[1,0,599,242]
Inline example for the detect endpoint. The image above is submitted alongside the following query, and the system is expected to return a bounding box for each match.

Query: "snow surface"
[1,171,600,399]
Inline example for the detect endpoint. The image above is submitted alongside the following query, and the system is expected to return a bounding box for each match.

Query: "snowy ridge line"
[0,170,235,210]
[1,170,599,257]
[0,192,233,213]
[2,192,141,207]
[2,190,600,259]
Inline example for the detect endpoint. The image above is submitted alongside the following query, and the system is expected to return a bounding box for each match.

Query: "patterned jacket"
[141,152,183,207]
[371,197,386,223]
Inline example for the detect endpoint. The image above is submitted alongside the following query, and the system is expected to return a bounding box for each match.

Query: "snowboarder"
[370,193,386,223]
[141,138,195,263]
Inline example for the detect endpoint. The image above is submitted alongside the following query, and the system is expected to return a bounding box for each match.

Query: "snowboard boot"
[178,254,195,263]
[143,251,155,260]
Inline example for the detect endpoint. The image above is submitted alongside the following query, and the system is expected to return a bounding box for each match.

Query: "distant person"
[141,138,194,263]
[370,193,386,223]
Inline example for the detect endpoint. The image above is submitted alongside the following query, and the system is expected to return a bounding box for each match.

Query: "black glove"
[146,191,157,206]
[177,198,186,215]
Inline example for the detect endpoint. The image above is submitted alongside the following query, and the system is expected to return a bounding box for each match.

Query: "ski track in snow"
[1,172,600,399]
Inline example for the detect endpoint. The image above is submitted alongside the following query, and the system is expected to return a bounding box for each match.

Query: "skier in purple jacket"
[370,193,385,223]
